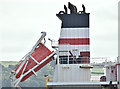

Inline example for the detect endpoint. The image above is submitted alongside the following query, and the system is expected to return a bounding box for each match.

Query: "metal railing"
[59,57,90,64]
[58,51,90,64]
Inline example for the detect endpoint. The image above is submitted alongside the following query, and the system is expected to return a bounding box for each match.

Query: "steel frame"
[10,32,57,87]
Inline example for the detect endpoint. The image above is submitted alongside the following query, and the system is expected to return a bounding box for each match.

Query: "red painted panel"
[15,60,27,78]
[80,51,90,63]
[80,51,90,56]
[81,56,89,64]
[20,54,53,82]
[14,43,54,82]
[59,38,90,45]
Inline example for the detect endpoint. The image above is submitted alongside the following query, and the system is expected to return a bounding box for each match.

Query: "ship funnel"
[57,2,90,64]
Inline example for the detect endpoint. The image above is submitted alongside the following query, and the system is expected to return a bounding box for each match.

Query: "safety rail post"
[67,51,69,64]
[57,51,59,81]
[117,56,120,84]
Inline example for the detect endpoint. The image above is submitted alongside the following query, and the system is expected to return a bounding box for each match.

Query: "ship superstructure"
[9,2,120,89]
[53,2,91,83]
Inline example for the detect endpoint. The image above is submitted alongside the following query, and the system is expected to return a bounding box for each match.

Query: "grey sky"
[0,0,119,61]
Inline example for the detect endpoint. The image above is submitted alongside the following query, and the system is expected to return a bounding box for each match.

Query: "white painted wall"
[117,64,120,81]
[53,64,91,82]
[59,45,89,56]
[60,28,89,38]
[105,65,116,81]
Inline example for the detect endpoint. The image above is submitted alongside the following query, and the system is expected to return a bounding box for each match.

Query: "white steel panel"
[60,28,89,38]
[117,64,120,81]
[47,81,118,86]
[59,45,90,51]
[53,64,91,82]
[105,65,116,81]
[59,45,90,56]
[0,64,2,88]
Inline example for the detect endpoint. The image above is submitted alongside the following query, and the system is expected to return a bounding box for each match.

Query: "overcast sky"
[0,0,119,61]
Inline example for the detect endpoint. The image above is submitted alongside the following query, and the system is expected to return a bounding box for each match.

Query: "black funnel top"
[56,2,90,28]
